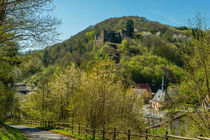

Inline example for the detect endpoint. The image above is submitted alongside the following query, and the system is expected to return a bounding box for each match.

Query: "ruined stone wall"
[95,30,105,45]
[95,30,123,46]
[120,30,129,39]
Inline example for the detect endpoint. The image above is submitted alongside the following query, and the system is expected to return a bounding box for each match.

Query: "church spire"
[161,72,167,91]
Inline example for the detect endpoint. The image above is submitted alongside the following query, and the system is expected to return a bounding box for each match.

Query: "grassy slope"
[0,124,27,140]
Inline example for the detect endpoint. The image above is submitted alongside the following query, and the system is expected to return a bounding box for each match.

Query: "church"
[151,73,170,110]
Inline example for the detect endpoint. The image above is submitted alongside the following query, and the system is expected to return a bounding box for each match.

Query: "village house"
[151,73,170,110]
[13,83,31,100]
[133,84,153,103]
[13,83,31,94]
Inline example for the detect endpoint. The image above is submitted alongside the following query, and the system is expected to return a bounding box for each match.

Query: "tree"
[120,54,184,91]
[0,0,61,48]
[0,0,60,124]
[48,66,81,121]
[180,13,210,136]
[126,20,134,37]
[78,59,121,128]
[76,59,144,131]
[0,81,14,123]
[99,43,121,63]
[21,59,145,133]
[0,44,21,123]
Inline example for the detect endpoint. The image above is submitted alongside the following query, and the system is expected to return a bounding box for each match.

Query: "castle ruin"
[95,30,129,46]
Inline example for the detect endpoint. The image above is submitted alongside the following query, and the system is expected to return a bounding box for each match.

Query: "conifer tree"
[126,20,134,37]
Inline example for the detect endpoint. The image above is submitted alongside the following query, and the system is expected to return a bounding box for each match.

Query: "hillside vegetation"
[0,124,27,140]
[18,16,189,91]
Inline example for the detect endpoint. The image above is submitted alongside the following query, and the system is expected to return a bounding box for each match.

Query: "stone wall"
[120,29,129,39]
[95,31,105,45]
[95,30,128,46]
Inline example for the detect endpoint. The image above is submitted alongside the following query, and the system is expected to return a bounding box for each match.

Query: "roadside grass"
[0,124,27,140]
[44,128,102,140]
[9,123,102,140]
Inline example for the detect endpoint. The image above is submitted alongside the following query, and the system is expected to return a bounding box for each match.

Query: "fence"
[23,120,210,140]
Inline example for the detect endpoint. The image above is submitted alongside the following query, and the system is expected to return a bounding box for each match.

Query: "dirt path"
[9,125,72,140]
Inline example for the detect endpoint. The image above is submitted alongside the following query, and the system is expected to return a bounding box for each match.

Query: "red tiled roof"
[134,84,152,92]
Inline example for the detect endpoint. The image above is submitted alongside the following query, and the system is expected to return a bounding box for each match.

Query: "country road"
[9,125,73,140]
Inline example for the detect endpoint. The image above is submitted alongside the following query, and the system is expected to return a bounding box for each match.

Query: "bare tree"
[0,0,61,48]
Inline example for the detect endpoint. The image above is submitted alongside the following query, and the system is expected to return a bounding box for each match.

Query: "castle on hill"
[94,29,130,46]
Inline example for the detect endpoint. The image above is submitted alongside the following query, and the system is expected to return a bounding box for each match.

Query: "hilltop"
[19,16,190,91]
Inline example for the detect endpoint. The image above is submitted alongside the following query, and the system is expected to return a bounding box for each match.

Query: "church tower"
[161,72,167,92]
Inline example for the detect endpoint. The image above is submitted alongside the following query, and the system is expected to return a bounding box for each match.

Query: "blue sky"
[54,0,210,42]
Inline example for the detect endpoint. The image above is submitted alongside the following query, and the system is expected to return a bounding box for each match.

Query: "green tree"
[0,81,14,123]
[99,43,120,63]
[21,59,145,133]
[180,13,210,136]
[0,0,60,124]
[120,55,184,91]
[72,59,144,132]
[0,45,21,123]
[126,20,134,37]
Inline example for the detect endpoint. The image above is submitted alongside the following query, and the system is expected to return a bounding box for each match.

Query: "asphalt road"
[9,125,72,140]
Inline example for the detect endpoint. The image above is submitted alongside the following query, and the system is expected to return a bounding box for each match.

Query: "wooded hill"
[19,16,190,91]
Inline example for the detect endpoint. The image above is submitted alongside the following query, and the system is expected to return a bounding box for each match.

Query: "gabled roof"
[152,89,166,102]
[152,89,170,102]
[152,72,170,103]
[14,83,25,86]
[133,88,147,96]
[133,84,153,98]
[134,84,152,93]
[13,83,31,93]
[14,86,30,92]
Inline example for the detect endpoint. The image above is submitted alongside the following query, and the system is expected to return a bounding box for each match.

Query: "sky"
[53,0,210,42]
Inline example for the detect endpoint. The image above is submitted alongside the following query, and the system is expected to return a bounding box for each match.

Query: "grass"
[46,128,102,140]
[39,126,103,140]
[0,124,27,140]
[11,122,102,140]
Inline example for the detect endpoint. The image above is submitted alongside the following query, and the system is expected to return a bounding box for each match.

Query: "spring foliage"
[22,59,145,131]
[180,13,210,136]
